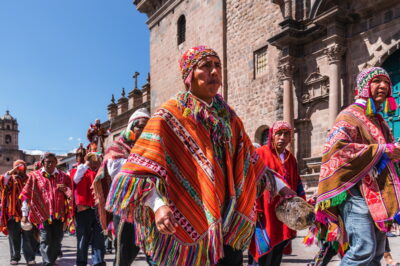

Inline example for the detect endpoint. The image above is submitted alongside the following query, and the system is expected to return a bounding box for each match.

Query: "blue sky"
[0,1,149,154]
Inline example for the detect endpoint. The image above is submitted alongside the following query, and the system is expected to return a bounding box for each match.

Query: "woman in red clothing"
[249,121,306,266]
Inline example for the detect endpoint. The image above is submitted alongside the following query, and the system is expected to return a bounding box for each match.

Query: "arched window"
[261,128,269,145]
[6,125,10,130]
[254,125,270,145]
[5,135,12,144]
[177,15,186,45]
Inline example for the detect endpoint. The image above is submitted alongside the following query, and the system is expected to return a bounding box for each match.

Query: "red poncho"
[20,169,73,225]
[0,173,28,234]
[249,145,305,261]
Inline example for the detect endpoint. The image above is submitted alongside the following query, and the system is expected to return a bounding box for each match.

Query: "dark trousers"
[113,215,140,266]
[257,240,289,266]
[76,208,106,266]
[40,219,64,266]
[7,219,37,262]
[216,245,243,266]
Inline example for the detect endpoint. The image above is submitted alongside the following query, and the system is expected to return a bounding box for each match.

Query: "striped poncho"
[315,103,400,253]
[106,92,279,265]
[93,138,132,232]
[0,173,28,234]
[20,169,73,225]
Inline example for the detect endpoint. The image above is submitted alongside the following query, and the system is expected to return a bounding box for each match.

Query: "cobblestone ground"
[0,229,399,265]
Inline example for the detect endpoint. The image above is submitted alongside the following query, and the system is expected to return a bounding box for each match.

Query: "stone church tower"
[0,111,22,173]
[0,110,38,173]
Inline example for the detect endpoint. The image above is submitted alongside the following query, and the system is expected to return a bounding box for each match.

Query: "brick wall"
[226,1,283,142]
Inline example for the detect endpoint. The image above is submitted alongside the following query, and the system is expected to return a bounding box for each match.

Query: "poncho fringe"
[105,92,280,265]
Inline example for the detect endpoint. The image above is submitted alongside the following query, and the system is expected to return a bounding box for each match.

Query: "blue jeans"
[76,208,106,266]
[339,194,386,265]
[40,219,64,266]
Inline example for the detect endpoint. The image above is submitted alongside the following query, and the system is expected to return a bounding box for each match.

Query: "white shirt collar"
[41,167,59,175]
[355,99,366,106]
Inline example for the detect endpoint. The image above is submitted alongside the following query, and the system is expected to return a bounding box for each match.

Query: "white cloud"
[77,138,82,142]
[23,149,45,155]
[68,137,74,141]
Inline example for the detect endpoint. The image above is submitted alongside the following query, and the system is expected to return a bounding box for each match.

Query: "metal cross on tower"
[133,72,140,89]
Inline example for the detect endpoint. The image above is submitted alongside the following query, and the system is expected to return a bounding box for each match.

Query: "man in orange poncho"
[106,46,296,265]
[249,121,305,265]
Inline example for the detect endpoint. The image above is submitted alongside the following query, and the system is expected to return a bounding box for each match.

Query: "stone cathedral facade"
[133,0,400,189]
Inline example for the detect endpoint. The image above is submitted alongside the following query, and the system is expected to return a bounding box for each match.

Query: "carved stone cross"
[133,72,140,89]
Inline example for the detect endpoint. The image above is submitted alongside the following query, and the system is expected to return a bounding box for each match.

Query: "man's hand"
[57,184,67,192]
[279,187,297,197]
[154,205,178,235]
[21,216,28,223]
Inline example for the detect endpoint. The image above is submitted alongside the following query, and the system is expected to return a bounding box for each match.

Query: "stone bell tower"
[0,110,22,173]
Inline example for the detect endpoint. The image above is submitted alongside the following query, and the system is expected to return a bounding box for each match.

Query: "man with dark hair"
[21,152,73,266]
[106,46,295,265]
[72,152,105,266]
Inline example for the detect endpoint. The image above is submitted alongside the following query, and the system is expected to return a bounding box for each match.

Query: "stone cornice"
[102,102,150,130]
[268,19,322,50]
[135,0,184,29]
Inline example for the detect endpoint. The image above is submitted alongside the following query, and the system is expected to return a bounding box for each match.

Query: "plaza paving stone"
[0,229,399,265]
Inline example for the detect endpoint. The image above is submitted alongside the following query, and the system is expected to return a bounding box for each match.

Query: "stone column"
[278,63,295,127]
[284,0,293,19]
[325,44,346,127]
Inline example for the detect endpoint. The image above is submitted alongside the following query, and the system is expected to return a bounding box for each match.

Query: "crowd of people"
[1,46,400,266]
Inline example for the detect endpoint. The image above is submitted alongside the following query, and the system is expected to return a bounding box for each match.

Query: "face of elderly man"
[190,56,222,104]
[370,75,390,107]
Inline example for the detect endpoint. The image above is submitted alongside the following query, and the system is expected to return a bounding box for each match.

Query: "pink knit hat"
[355,67,396,115]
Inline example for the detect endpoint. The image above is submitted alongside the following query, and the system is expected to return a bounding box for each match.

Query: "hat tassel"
[366,97,376,116]
[386,96,397,114]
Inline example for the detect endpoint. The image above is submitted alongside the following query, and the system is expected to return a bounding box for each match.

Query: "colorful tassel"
[316,191,347,211]
[326,229,337,241]
[176,92,235,165]
[386,96,397,114]
[303,224,317,246]
[303,235,314,246]
[365,97,376,116]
